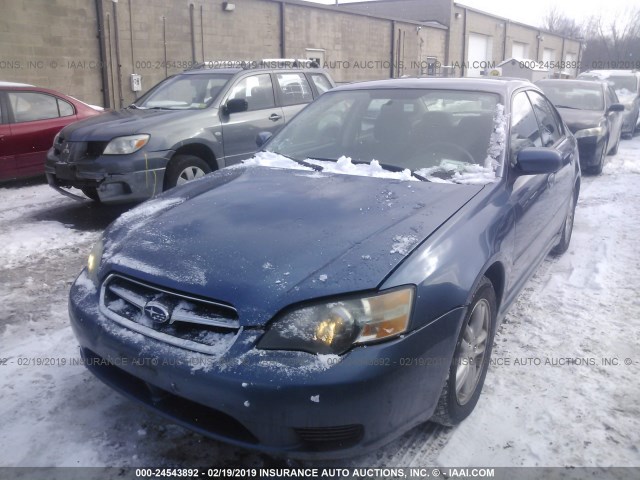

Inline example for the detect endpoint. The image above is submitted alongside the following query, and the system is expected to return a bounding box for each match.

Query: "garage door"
[467,33,492,77]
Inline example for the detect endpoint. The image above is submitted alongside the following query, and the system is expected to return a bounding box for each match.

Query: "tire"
[551,189,577,256]
[81,187,100,202]
[588,140,606,175]
[164,154,211,190]
[431,277,497,426]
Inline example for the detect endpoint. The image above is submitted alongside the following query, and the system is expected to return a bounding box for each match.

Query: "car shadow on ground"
[32,198,134,231]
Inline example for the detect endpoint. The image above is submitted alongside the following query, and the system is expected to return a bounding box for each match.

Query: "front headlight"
[87,238,104,285]
[258,287,414,355]
[103,134,150,155]
[574,126,605,139]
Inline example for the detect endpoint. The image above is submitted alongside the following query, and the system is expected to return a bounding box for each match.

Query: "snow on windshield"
[306,156,417,181]
[415,103,507,185]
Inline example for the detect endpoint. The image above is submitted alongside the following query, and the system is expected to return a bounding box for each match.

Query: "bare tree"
[581,7,640,67]
[542,6,583,38]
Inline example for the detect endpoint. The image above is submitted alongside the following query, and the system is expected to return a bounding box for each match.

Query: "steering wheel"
[424,141,476,164]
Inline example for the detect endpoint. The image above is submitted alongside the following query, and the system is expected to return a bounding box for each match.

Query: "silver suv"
[577,70,640,138]
[45,62,335,203]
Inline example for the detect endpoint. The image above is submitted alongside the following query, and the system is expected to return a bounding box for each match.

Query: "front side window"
[227,74,276,111]
[527,91,562,147]
[510,91,542,164]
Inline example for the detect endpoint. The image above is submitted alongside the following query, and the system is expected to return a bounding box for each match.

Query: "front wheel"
[551,190,577,256]
[588,140,606,175]
[431,277,497,426]
[608,131,621,156]
[164,154,212,190]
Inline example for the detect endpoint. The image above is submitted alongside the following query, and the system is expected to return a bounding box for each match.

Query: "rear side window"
[309,74,333,95]
[9,92,65,122]
[510,91,542,164]
[275,73,313,106]
[58,98,75,117]
[527,91,562,147]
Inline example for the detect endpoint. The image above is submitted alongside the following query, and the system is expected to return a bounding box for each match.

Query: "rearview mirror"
[608,103,625,113]
[516,147,563,175]
[224,98,248,115]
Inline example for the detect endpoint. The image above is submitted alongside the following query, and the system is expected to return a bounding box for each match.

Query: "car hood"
[558,108,604,134]
[60,108,204,142]
[101,166,483,326]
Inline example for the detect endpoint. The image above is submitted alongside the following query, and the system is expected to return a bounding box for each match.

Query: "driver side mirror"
[607,103,625,113]
[516,147,563,175]
[255,131,273,148]
[224,98,248,115]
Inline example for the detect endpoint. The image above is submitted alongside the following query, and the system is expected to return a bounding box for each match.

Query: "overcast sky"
[308,0,637,29]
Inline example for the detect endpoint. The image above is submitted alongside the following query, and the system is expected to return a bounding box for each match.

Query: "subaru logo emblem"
[144,301,171,324]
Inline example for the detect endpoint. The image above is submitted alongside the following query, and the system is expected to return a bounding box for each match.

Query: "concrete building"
[0,0,581,109]
[343,1,583,78]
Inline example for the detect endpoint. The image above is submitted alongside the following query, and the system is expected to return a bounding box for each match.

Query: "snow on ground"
[1,137,639,471]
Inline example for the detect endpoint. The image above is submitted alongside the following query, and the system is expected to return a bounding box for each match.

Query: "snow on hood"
[99,166,484,327]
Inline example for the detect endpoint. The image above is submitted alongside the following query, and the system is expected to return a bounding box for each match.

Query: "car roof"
[331,77,536,96]
[579,70,640,78]
[537,79,608,89]
[180,67,325,76]
[0,81,35,87]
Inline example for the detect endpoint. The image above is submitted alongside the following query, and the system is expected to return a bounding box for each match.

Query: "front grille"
[86,141,109,158]
[53,141,107,161]
[294,425,364,451]
[99,274,241,354]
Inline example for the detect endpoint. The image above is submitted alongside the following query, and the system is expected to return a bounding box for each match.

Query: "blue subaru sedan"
[69,78,580,459]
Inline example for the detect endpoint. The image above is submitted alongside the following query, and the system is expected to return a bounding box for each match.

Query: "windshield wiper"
[348,159,430,182]
[127,103,142,109]
[267,151,322,171]
[554,105,580,110]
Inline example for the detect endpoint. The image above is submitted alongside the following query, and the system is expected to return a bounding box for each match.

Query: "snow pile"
[240,151,313,171]
[306,156,417,181]
[390,235,418,255]
[416,104,506,185]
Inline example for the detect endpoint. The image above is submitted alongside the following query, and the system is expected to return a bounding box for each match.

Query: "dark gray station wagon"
[45,63,335,203]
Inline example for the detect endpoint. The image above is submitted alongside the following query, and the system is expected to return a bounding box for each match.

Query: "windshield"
[266,88,504,184]
[607,75,638,92]
[540,84,604,111]
[135,73,232,110]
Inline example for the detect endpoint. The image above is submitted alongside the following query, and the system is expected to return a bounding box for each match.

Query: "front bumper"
[69,272,464,459]
[577,136,606,168]
[45,147,173,203]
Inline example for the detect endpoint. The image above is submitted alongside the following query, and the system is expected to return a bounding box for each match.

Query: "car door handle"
[269,113,282,121]
[547,173,556,188]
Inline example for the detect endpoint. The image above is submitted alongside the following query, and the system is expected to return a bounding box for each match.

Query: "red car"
[0,82,102,181]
